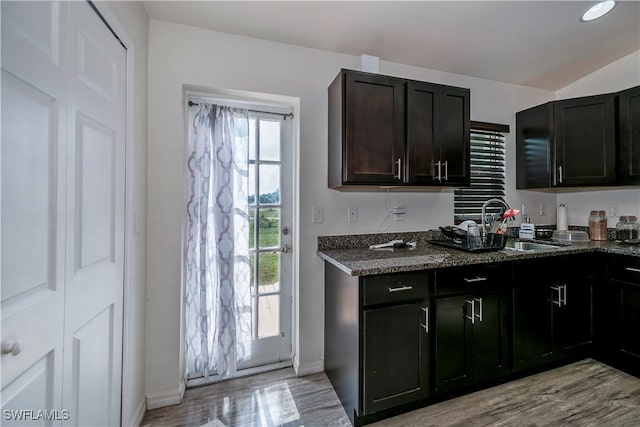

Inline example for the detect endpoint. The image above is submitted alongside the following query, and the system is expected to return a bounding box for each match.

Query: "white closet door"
[1,1,68,422]
[62,2,126,426]
[1,1,126,426]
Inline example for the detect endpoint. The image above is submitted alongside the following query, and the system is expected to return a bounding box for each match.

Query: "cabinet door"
[554,94,616,186]
[515,103,553,189]
[434,297,473,393]
[439,86,470,185]
[344,71,406,184]
[553,281,593,354]
[618,85,640,185]
[407,81,438,184]
[362,301,429,414]
[473,291,511,382]
[513,261,554,372]
[619,283,640,361]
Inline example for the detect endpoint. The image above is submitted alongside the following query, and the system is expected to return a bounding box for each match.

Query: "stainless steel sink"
[503,240,561,252]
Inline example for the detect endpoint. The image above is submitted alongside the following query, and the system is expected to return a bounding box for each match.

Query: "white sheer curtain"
[185,102,252,380]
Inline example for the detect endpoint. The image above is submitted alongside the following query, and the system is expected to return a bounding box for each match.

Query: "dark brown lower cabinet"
[434,291,510,394]
[433,263,511,395]
[601,255,640,376]
[324,251,637,427]
[363,301,430,414]
[513,256,593,373]
[324,264,431,426]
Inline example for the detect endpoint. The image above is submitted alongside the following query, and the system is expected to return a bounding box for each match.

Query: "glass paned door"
[241,112,293,370]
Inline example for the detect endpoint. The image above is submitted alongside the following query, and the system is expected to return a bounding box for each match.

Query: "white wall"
[146,18,559,404]
[95,1,148,425]
[554,50,640,228]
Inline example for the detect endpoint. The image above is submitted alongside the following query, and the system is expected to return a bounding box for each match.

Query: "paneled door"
[1,1,126,425]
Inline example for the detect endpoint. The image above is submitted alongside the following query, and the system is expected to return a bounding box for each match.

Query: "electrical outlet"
[609,202,620,218]
[311,205,323,223]
[391,205,405,221]
[348,207,358,223]
[539,202,546,216]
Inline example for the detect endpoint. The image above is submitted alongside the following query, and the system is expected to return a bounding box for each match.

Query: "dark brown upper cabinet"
[617,85,640,185]
[328,69,470,189]
[516,93,616,189]
[407,81,470,186]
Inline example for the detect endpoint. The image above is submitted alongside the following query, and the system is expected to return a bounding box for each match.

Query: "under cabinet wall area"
[328,69,470,189]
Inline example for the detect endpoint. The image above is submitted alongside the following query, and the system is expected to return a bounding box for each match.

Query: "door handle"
[474,297,483,322]
[394,158,402,180]
[1,341,21,356]
[551,285,562,306]
[558,165,563,184]
[281,244,291,253]
[465,299,475,324]
[420,306,429,333]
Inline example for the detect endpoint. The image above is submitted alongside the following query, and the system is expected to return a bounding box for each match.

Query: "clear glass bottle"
[588,210,607,241]
[616,215,638,241]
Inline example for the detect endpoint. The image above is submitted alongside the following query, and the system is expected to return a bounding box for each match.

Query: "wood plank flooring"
[141,359,640,427]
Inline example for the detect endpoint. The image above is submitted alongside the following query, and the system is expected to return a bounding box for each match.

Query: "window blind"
[454,121,509,223]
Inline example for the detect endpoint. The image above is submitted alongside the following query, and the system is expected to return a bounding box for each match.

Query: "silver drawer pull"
[463,276,487,283]
[625,267,640,273]
[388,285,413,293]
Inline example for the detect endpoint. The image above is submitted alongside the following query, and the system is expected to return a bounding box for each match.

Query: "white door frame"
[181,87,301,385]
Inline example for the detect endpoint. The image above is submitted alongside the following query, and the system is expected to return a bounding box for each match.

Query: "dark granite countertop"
[318,235,640,276]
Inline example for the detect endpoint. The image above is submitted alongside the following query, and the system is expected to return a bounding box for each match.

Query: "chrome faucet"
[481,198,510,236]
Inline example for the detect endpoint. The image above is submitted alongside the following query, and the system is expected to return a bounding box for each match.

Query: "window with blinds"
[454,121,509,224]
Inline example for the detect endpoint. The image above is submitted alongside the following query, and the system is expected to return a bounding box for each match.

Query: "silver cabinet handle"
[394,158,402,180]
[420,306,429,333]
[387,285,413,293]
[558,165,563,184]
[463,276,487,283]
[561,285,567,306]
[551,285,562,306]
[1,341,21,356]
[625,267,640,273]
[474,297,483,322]
[433,161,442,181]
[465,299,475,324]
[443,160,448,181]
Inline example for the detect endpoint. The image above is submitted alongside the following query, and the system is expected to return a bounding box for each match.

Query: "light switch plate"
[312,205,323,223]
[348,207,358,223]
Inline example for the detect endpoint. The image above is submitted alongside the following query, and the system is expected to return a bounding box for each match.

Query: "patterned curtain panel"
[185,103,251,380]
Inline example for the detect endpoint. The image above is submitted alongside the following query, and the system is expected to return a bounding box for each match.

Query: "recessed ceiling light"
[581,1,616,22]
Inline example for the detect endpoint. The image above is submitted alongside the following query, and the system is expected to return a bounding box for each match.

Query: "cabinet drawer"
[435,263,510,296]
[362,271,430,306]
[609,256,640,284]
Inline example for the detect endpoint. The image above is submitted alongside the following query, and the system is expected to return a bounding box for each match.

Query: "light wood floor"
[141,358,640,427]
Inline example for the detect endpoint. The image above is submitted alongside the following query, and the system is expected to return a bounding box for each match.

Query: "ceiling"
[142,1,640,90]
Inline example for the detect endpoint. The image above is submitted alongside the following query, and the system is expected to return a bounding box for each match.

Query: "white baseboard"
[145,381,185,410]
[127,398,146,426]
[294,359,324,377]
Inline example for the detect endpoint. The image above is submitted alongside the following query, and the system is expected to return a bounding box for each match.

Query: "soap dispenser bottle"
[519,217,535,239]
